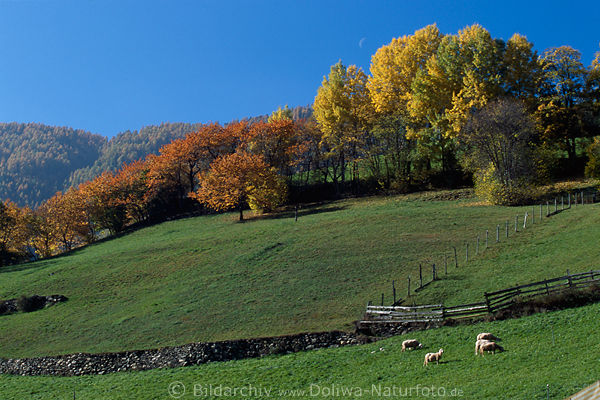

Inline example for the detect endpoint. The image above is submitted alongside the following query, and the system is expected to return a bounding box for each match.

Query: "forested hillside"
[66,122,204,187]
[0,123,106,207]
[0,106,314,207]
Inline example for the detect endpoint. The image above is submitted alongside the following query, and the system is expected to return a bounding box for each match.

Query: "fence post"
[476,235,479,255]
[567,270,573,288]
[546,201,549,216]
[540,204,543,220]
[561,196,564,210]
[532,207,535,224]
[575,192,578,207]
[453,246,458,268]
[505,220,509,238]
[568,193,571,208]
[432,263,436,281]
[496,225,500,243]
[515,215,518,232]
[444,255,448,275]
[485,230,489,249]
[392,280,396,305]
[419,264,423,288]
[523,212,528,229]
[484,292,492,313]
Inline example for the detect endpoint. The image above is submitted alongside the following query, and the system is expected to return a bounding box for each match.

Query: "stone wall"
[0,331,373,376]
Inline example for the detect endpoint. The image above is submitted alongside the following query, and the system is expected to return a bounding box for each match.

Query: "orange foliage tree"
[243,119,307,178]
[38,188,89,252]
[78,171,128,235]
[112,160,150,224]
[191,151,287,221]
[0,200,30,265]
[147,122,245,208]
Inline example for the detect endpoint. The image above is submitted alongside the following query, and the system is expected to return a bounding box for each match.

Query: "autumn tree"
[39,189,89,252]
[536,46,589,164]
[0,201,29,266]
[462,99,537,204]
[147,122,243,210]
[588,46,600,102]
[503,34,541,106]
[314,61,372,190]
[408,34,463,175]
[28,207,55,258]
[366,25,443,182]
[243,119,304,177]
[191,152,287,221]
[290,117,325,187]
[268,105,293,122]
[368,24,442,117]
[78,172,128,235]
[110,160,150,224]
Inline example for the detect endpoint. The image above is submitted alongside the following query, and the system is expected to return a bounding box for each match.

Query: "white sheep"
[477,332,501,342]
[475,339,492,356]
[478,341,504,355]
[401,339,422,352]
[423,348,444,366]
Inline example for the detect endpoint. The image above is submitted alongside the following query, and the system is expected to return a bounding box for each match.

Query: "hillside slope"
[4,302,599,399]
[0,192,598,358]
[0,122,105,207]
[66,122,204,187]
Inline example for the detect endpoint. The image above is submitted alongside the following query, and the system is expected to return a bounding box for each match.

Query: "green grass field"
[3,302,599,399]
[1,189,600,398]
[1,191,598,359]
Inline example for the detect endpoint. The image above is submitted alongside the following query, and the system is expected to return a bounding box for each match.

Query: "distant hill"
[1,105,313,207]
[0,122,106,207]
[66,122,204,187]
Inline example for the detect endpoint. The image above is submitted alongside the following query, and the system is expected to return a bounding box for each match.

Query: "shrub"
[474,165,533,205]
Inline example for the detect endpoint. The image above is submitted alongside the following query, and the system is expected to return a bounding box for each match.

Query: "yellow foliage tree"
[368,24,442,117]
[314,61,372,187]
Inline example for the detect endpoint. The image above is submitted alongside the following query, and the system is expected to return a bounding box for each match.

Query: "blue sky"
[0,0,598,137]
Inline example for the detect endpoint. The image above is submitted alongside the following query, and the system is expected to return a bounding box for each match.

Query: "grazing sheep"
[475,339,493,356]
[478,341,504,355]
[402,339,422,352]
[423,349,444,366]
[477,332,501,342]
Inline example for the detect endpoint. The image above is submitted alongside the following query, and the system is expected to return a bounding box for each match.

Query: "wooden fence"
[362,270,600,324]
[484,270,600,312]
[376,188,599,310]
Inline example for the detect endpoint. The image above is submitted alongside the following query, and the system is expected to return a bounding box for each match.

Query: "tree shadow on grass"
[247,204,347,222]
[0,259,57,275]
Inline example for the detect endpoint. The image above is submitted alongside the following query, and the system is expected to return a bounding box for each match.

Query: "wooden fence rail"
[362,270,600,324]
[484,270,600,312]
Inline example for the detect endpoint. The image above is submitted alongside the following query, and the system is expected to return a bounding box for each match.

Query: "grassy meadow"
[2,301,599,399]
[1,190,598,359]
